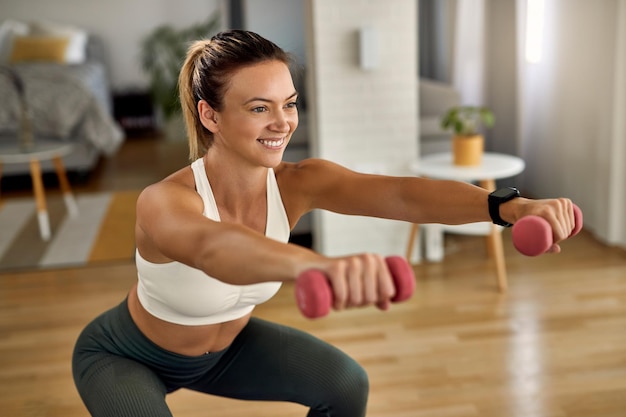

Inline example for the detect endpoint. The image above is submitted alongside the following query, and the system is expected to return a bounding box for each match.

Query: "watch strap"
[488,187,520,227]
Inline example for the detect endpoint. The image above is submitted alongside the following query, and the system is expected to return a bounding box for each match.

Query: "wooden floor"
[1,137,626,417]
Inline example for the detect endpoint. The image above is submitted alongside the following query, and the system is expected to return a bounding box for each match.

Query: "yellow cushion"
[9,36,70,63]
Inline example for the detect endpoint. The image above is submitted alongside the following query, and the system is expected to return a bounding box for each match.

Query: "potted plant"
[441,106,495,166]
[140,13,221,139]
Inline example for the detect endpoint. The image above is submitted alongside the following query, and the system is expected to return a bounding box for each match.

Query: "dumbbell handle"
[512,204,583,256]
[295,256,415,319]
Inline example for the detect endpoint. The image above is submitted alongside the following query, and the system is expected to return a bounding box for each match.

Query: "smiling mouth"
[258,137,286,149]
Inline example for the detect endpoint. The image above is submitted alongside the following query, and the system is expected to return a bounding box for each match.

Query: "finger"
[376,299,391,311]
[362,254,379,306]
[379,261,396,301]
[547,243,561,254]
[330,261,349,311]
[346,257,363,307]
[560,198,575,239]
[551,198,572,242]
[567,200,576,235]
[376,256,395,310]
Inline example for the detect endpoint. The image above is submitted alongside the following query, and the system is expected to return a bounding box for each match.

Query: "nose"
[270,110,295,133]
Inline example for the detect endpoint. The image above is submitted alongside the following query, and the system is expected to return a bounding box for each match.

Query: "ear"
[198,100,219,133]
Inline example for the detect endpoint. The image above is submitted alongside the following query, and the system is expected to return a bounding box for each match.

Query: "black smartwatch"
[488,187,520,227]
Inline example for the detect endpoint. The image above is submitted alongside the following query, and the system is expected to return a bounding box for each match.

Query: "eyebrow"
[244,91,298,105]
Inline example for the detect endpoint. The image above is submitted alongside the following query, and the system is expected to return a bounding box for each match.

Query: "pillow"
[29,20,88,64]
[0,19,30,64]
[9,36,70,63]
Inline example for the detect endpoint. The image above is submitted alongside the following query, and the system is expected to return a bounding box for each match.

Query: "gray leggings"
[72,299,369,417]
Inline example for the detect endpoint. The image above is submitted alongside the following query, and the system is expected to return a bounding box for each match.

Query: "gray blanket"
[0,63,123,156]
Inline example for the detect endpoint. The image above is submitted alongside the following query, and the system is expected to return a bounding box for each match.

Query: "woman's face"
[208,60,299,168]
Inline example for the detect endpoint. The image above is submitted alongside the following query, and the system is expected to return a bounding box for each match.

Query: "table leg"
[53,156,78,217]
[487,223,508,292]
[480,179,496,257]
[29,159,51,241]
[424,224,445,262]
[405,223,420,263]
[478,178,507,292]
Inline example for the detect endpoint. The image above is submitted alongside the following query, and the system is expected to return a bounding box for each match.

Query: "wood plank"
[87,190,140,262]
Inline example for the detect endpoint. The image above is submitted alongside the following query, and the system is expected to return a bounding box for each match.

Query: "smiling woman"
[72,30,374,417]
[70,29,578,417]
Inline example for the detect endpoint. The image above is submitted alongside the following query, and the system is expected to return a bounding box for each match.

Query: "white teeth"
[259,138,285,148]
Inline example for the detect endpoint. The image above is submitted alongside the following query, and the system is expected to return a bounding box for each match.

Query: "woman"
[72,30,575,417]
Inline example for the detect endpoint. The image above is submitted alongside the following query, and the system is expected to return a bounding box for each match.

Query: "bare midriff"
[127,283,251,357]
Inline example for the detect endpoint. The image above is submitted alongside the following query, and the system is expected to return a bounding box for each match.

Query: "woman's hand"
[302,253,397,312]
[502,197,576,253]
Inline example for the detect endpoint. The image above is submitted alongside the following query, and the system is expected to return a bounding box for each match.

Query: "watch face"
[491,187,518,199]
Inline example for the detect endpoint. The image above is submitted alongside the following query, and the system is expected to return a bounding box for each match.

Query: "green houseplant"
[441,106,495,166]
[140,13,221,130]
[441,106,495,136]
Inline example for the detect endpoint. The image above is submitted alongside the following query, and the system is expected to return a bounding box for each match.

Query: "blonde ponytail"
[179,40,211,161]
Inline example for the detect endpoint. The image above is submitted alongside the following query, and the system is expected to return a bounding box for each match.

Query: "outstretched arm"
[280,158,576,245]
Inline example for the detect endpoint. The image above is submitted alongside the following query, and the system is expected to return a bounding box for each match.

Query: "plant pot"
[452,135,484,166]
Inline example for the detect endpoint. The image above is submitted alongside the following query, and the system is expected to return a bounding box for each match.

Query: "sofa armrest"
[419,77,460,117]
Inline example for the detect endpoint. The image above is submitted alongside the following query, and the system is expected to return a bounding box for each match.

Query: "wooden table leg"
[29,159,51,241]
[53,155,78,217]
[406,223,420,263]
[479,178,507,292]
[480,179,496,258]
[487,223,508,292]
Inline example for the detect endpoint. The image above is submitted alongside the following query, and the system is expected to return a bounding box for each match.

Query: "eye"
[285,101,298,110]
[251,106,267,113]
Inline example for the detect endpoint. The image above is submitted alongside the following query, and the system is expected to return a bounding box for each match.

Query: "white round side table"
[406,152,525,291]
[0,143,79,241]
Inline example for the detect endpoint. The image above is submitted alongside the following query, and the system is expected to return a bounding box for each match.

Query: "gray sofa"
[0,35,124,176]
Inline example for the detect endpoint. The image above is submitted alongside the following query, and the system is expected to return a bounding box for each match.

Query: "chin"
[259,153,285,168]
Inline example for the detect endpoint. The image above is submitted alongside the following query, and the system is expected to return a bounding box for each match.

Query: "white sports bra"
[135,158,290,325]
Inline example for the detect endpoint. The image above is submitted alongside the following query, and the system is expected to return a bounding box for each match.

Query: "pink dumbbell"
[512,204,583,256]
[295,256,416,319]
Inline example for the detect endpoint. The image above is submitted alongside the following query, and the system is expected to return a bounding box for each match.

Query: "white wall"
[305,0,418,256]
[517,0,625,245]
[1,0,223,90]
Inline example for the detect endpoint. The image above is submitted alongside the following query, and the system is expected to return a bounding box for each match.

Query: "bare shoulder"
[275,158,354,191]
[274,158,362,216]
[135,165,216,263]
[137,166,203,219]
[275,158,404,217]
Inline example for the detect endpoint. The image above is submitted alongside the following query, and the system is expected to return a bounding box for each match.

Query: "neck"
[201,153,268,226]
